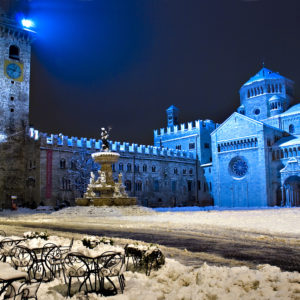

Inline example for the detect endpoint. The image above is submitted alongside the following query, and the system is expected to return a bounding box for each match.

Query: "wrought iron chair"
[59,238,74,256]
[8,245,41,300]
[3,280,41,300]
[143,248,165,276]
[0,238,16,262]
[10,246,35,281]
[63,252,93,297]
[124,244,143,271]
[38,243,63,282]
[96,251,126,296]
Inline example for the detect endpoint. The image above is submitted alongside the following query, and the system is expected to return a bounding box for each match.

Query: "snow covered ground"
[0,234,299,300]
[2,205,300,236]
[0,206,300,299]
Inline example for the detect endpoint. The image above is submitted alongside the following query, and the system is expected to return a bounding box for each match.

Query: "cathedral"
[0,12,299,209]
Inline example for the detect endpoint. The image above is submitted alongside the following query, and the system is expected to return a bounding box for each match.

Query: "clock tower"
[0,10,36,208]
[0,11,35,136]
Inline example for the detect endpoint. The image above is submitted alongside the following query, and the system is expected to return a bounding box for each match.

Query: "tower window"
[10,108,14,112]
[9,45,20,60]
[289,124,295,134]
[10,96,14,101]
[189,143,195,150]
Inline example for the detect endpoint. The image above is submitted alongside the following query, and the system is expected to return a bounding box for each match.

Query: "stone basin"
[92,152,120,164]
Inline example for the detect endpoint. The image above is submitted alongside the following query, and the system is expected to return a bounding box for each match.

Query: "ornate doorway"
[282,176,300,207]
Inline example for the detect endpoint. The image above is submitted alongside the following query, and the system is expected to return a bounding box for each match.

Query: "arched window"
[247,90,250,98]
[143,164,147,172]
[127,163,132,172]
[174,168,178,175]
[183,169,187,175]
[119,163,123,171]
[134,164,139,172]
[189,169,193,175]
[267,85,270,93]
[70,160,77,170]
[60,159,66,169]
[135,181,142,192]
[152,165,156,172]
[289,124,295,134]
[125,180,131,191]
[9,45,20,60]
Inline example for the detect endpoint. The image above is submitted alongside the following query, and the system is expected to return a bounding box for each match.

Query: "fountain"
[75,128,136,206]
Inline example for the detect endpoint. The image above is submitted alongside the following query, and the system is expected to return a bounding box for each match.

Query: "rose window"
[229,157,248,178]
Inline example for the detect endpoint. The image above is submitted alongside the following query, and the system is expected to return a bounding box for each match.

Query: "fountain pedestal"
[75,151,136,206]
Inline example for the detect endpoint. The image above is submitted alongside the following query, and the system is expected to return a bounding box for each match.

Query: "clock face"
[6,63,22,79]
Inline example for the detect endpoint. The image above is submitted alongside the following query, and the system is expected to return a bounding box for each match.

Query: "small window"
[289,124,295,134]
[204,143,210,149]
[143,164,147,172]
[154,180,159,192]
[188,180,192,192]
[60,159,66,169]
[112,164,115,172]
[189,169,193,175]
[174,168,178,175]
[183,169,187,175]
[10,108,14,112]
[172,181,177,192]
[197,180,201,190]
[9,45,20,60]
[127,163,132,172]
[119,163,123,171]
[134,165,139,172]
[10,96,14,101]
[176,145,181,150]
[70,160,77,170]
[152,166,156,172]
[125,180,131,191]
[209,168,211,173]
[189,143,195,150]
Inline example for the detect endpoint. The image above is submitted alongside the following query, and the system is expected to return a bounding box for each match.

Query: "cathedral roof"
[243,67,285,87]
[269,95,284,102]
[275,136,300,147]
[280,103,300,117]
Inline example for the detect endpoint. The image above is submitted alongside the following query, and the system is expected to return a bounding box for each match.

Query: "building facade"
[0,13,300,209]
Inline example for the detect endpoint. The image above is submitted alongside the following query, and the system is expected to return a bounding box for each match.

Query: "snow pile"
[35,258,300,300]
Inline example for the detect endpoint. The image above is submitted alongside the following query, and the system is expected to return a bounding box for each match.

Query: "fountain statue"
[75,128,136,206]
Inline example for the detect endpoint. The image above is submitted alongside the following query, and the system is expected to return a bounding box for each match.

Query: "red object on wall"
[46,150,53,199]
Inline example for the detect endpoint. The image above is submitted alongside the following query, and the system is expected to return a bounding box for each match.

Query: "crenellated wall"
[30,128,196,159]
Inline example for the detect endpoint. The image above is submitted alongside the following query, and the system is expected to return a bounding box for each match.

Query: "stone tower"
[238,67,294,121]
[0,11,36,208]
[166,105,179,127]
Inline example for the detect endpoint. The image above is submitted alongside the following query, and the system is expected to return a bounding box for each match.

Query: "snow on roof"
[243,67,285,86]
[274,135,300,147]
[279,103,300,117]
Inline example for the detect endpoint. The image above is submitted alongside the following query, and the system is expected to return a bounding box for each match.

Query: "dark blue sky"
[4,0,300,145]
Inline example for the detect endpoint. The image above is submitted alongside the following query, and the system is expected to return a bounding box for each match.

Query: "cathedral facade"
[0,13,299,209]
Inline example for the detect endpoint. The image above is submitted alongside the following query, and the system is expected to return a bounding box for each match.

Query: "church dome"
[269,95,284,102]
[243,67,284,87]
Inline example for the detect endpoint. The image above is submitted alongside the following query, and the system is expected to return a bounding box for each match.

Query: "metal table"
[0,262,27,297]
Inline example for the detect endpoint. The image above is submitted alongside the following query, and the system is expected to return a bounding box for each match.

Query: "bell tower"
[0,11,36,208]
[0,11,35,138]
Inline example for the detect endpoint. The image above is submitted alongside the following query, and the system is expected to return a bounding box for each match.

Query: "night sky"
[3,0,300,145]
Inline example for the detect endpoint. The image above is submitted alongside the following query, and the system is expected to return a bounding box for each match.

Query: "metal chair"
[10,246,35,281]
[63,252,92,297]
[0,238,16,262]
[96,251,126,296]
